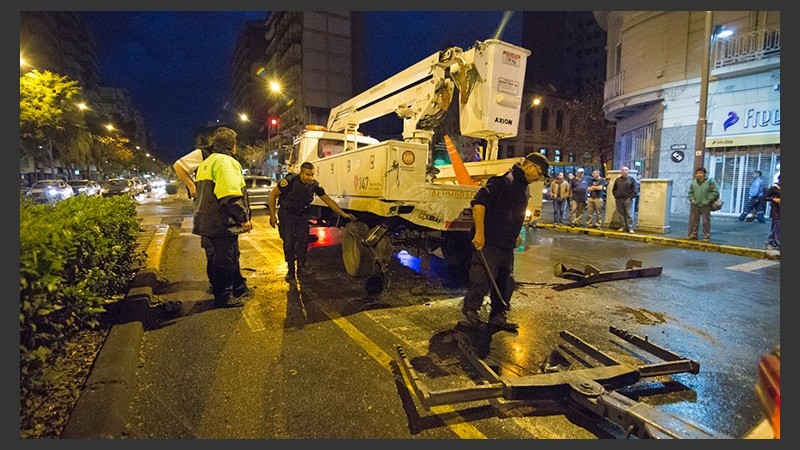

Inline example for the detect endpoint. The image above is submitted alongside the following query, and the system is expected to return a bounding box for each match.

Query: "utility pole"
[694,11,713,170]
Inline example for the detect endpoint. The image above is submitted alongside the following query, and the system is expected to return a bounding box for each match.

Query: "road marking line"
[727,260,779,273]
[312,300,488,439]
[243,230,485,438]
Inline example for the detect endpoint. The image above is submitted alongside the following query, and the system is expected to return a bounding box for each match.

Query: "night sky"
[79,11,522,163]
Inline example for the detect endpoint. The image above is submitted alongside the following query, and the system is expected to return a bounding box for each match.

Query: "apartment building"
[595,11,780,215]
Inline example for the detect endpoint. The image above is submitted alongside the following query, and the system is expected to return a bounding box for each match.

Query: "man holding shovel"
[461,152,550,331]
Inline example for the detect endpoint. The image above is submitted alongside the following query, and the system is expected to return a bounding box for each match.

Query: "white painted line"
[727,260,779,273]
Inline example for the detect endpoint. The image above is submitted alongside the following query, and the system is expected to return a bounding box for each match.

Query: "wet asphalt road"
[127,199,780,439]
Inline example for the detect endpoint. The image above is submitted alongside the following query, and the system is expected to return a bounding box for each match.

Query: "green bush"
[19,195,145,399]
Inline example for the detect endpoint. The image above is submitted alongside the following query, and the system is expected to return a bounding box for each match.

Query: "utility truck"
[284,39,539,278]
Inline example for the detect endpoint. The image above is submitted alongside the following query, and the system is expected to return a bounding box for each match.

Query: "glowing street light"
[269,80,281,93]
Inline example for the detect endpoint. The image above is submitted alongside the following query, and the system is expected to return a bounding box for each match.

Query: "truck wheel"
[342,222,390,277]
[441,231,473,269]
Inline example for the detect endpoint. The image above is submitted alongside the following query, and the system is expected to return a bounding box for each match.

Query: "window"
[617,123,656,177]
[525,109,534,131]
[556,110,564,132]
[541,107,550,132]
[614,43,622,75]
[554,149,562,163]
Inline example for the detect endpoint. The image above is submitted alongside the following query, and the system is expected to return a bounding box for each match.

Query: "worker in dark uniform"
[461,152,549,331]
[192,127,251,308]
[268,161,356,281]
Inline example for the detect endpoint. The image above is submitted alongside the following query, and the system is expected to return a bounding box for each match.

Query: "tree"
[92,134,133,178]
[562,89,616,173]
[20,70,84,177]
[239,141,268,174]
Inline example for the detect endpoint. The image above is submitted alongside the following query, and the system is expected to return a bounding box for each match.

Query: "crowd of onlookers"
[545,166,780,251]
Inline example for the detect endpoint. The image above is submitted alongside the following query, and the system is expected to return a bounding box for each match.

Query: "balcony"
[603,23,780,120]
[713,24,780,69]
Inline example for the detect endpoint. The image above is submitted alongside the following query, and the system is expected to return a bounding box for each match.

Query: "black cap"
[524,152,550,174]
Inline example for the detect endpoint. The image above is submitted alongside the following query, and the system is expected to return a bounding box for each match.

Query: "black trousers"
[462,244,515,314]
[278,209,310,264]
[205,235,247,302]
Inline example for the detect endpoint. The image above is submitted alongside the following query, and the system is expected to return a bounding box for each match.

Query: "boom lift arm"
[326,39,530,159]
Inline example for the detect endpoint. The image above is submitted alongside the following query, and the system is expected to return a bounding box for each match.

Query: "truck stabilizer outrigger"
[394,326,731,439]
[553,259,663,291]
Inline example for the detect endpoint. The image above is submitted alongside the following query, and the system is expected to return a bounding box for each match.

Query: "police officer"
[461,152,549,331]
[268,161,356,281]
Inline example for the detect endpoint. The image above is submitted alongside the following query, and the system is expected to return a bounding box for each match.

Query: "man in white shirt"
[173,146,209,199]
[172,143,215,290]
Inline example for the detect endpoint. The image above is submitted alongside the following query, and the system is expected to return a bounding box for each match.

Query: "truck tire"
[441,231,473,269]
[342,222,392,278]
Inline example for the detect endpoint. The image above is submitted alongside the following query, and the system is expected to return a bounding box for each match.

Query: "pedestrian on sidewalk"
[268,161,356,281]
[687,166,720,242]
[460,152,549,332]
[569,168,589,227]
[192,127,252,308]
[765,175,780,250]
[738,170,766,223]
[612,166,638,233]
[586,170,607,228]
[549,172,570,224]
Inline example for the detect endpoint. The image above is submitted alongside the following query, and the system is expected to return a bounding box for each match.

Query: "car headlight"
[47,188,59,197]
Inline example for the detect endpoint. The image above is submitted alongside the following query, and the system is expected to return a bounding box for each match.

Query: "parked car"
[67,179,102,197]
[243,175,278,207]
[128,177,146,196]
[102,178,134,197]
[25,179,74,203]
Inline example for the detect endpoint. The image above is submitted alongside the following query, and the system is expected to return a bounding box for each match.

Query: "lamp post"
[693,11,713,170]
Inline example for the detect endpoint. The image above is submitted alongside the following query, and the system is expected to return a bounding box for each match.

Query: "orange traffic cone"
[444,135,480,186]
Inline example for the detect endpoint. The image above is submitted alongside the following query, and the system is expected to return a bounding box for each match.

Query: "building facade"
[595,11,780,216]
[499,11,610,170]
[261,11,356,137]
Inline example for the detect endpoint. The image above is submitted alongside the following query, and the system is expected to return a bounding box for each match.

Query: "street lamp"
[694,12,732,170]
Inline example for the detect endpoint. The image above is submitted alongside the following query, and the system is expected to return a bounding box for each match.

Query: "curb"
[535,223,778,260]
[61,224,170,439]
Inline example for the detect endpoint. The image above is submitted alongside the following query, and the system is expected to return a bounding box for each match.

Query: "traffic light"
[269,117,278,129]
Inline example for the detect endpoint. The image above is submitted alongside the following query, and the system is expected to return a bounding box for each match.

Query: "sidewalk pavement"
[536,212,779,260]
[60,203,779,438]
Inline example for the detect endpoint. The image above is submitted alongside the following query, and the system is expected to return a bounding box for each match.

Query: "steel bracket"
[553,259,662,291]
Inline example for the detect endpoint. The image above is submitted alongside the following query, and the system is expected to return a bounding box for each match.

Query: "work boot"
[214,293,244,308]
[489,311,519,332]
[462,307,483,326]
[232,285,253,301]
[223,296,245,308]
